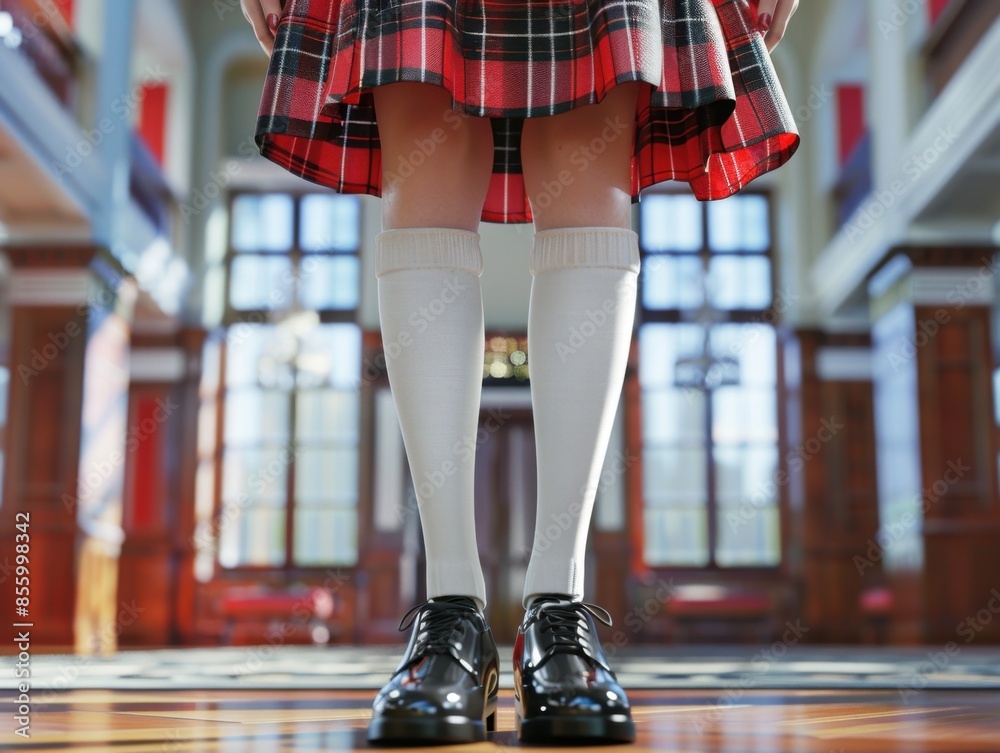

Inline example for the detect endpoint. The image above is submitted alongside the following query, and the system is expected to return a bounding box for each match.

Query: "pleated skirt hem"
[255,0,801,224]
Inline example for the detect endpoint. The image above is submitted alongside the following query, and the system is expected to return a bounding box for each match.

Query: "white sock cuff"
[530,226,640,275]
[375,227,484,278]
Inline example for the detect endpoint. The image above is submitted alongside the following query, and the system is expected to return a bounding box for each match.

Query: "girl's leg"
[373,81,494,231]
[518,81,644,605]
[366,82,501,745]
[371,81,495,608]
[511,81,644,745]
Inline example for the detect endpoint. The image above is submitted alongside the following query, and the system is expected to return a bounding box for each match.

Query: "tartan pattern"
[255,0,800,224]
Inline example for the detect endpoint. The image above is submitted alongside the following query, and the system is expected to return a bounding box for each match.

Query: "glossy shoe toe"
[367,596,499,746]
[513,595,636,744]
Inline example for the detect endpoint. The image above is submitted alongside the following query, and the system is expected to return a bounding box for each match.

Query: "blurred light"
[205,204,228,264]
[2,27,22,50]
[311,625,331,644]
[0,12,13,36]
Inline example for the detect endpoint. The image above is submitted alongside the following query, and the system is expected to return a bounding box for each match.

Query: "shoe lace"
[524,598,613,665]
[397,599,481,660]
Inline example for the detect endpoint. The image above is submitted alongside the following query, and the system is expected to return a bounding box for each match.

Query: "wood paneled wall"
[915,302,1000,641]
[0,246,126,649]
[0,303,87,645]
[868,248,1000,644]
[787,330,880,642]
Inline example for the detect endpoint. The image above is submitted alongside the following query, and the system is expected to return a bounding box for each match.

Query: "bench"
[218,585,339,646]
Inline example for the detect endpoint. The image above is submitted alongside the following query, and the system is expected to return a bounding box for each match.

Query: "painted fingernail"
[758,13,772,31]
[267,13,279,34]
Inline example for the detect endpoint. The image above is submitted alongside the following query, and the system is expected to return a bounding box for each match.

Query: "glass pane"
[638,323,705,389]
[229,255,294,310]
[707,194,770,252]
[197,401,217,457]
[641,254,704,310]
[300,324,362,389]
[226,324,281,387]
[712,387,778,444]
[296,447,359,506]
[195,459,215,522]
[299,255,360,310]
[300,194,360,251]
[710,324,777,386]
[296,390,361,443]
[707,255,772,309]
[643,447,707,502]
[644,508,709,566]
[218,505,286,567]
[294,508,358,566]
[639,194,703,252]
[714,445,779,502]
[716,504,780,566]
[223,388,291,444]
[641,388,706,443]
[221,447,289,506]
[231,194,294,252]
[200,337,222,396]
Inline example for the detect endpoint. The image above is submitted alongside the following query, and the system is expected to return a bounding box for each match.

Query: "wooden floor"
[7,688,1000,751]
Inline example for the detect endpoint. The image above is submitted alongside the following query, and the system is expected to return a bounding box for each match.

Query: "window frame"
[636,187,786,573]
[213,189,364,574]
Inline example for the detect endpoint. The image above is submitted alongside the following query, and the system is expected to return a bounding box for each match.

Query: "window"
[216,192,362,569]
[638,191,781,568]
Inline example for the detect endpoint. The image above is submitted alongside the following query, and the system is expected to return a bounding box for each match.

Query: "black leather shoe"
[513,594,636,744]
[367,595,500,745]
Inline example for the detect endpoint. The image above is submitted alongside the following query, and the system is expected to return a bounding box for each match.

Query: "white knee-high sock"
[522,226,640,607]
[375,227,488,610]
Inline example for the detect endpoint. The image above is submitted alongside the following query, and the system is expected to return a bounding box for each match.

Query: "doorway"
[473,406,537,644]
[407,392,538,644]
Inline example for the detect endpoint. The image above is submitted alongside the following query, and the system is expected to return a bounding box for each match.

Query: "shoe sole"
[515,695,635,744]
[517,715,636,744]
[367,708,496,746]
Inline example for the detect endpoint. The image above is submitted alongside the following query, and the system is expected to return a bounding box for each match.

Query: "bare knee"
[373,82,494,230]
[521,82,643,231]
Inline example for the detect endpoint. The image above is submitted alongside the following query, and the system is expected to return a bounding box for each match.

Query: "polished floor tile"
[5,687,1000,751]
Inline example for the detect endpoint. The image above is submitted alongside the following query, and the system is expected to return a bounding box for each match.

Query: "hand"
[241,0,285,56]
[756,0,799,53]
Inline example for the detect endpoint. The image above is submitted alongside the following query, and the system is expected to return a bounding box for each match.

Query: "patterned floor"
[4,644,1000,692]
[5,687,1000,751]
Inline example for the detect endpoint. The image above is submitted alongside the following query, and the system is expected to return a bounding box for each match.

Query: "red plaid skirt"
[255,0,800,224]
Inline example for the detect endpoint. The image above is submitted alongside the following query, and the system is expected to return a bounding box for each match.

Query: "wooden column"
[867,247,1000,643]
[172,327,208,646]
[116,318,205,646]
[785,329,880,642]
[352,330,403,643]
[0,247,133,651]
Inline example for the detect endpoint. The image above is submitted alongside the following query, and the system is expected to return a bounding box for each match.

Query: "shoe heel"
[486,710,497,732]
